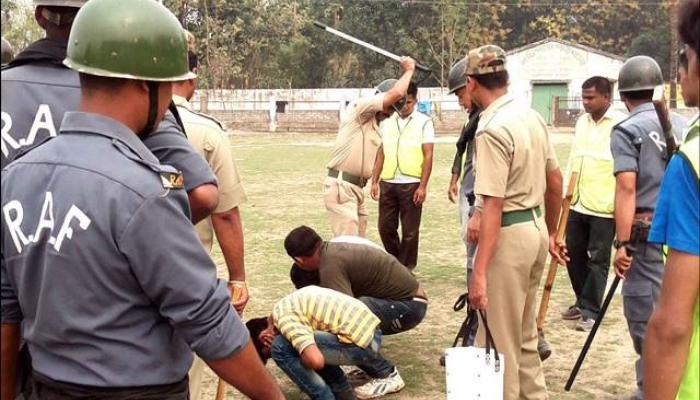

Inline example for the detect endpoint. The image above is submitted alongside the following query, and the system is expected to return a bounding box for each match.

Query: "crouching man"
[247,286,405,400]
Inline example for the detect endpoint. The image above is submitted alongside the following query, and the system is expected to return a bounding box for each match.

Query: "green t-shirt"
[677,298,699,400]
[318,241,419,300]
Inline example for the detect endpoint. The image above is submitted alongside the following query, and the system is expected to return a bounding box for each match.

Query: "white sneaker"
[354,368,405,399]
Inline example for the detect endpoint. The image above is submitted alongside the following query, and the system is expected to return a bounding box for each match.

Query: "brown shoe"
[561,305,582,320]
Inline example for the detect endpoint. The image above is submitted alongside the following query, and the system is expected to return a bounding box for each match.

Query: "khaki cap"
[465,45,507,76]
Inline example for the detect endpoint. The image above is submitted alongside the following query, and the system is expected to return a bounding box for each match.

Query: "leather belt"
[501,206,542,227]
[328,168,368,188]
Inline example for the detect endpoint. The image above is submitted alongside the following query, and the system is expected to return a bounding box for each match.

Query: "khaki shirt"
[173,95,247,251]
[474,94,558,212]
[326,93,385,178]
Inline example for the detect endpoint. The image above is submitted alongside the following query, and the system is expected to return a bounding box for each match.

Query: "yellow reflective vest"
[568,109,627,216]
[380,111,432,180]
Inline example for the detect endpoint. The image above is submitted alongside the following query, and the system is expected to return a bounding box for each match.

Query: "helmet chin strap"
[140,81,160,136]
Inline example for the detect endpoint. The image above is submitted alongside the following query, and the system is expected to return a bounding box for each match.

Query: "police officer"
[1,37,13,65]
[465,45,563,400]
[0,1,284,399]
[611,55,687,400]
[324,58,415,237]
[171,30,250,400]
[0,0,218,223]
[446,58,481,280]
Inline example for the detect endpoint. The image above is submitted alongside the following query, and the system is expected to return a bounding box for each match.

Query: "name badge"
[160,171,184,189]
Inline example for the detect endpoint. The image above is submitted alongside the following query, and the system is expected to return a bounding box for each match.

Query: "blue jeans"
[359,296,427,335]
[271,330,394,400]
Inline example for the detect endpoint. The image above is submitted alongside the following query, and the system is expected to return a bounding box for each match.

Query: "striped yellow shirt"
[272,286,380,354]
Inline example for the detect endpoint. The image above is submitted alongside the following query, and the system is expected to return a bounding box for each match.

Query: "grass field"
[199,132,638,399]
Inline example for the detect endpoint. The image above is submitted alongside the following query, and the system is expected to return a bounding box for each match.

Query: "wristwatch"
[613,239,630,249]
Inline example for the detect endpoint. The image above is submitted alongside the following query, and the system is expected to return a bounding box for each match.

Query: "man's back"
[1,40,80,167]
[611,103,686,211]
[476,95,558,211]
[318,241,418,300]
[1,39,216,199]
[1,112,245,387]
[272,286,380,353]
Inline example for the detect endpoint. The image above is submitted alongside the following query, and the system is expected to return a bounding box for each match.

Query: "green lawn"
[201,133,638,399]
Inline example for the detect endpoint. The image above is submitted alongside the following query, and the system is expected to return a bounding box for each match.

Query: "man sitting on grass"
[246,285,405,399]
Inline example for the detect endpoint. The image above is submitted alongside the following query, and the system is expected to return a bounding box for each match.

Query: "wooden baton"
[536,171,578,331]
[215,284,246,400]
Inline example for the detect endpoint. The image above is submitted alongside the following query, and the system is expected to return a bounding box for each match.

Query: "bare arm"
[370,147,385,201]
[468,196,504,309]
[188,183,219,224]
[544,168,563,235]
[544,168,565,263]
[613,172,637,277]
[413,143,434,205]
[382,57,415,112]
[206,341,285,400]
[1,323,20,400]
[448,173,460,203]
[643,250,699,399]
[301,344,325,370]
[211,207,248,313]
[614,172,637,241]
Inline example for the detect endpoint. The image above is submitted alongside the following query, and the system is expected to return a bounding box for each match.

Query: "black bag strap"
[450,293,478,348]
[478,310,502,372]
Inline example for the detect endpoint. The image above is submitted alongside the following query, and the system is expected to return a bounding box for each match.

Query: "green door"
[531,83,568,124]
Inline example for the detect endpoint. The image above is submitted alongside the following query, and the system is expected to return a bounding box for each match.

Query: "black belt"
[328,168,368,188]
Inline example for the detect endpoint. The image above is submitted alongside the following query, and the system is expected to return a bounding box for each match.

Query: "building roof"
[506,37,626,61]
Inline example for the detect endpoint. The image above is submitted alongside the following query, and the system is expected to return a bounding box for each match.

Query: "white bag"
[444,302,504,400]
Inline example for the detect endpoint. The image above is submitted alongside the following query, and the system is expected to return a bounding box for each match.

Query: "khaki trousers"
[188,355,206,400]
[477,217,549,400]
[323,177,368,237]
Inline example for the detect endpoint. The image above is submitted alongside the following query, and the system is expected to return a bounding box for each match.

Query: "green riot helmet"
[375,78,406,112]
[64,0,196,134]
[64,0,195,82]
[2,37,14,66]
[618,55,664,93]
[447,58,467,95]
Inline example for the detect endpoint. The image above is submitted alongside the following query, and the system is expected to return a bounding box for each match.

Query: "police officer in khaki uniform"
[324,57,416,237]
[466,45,563,400]
[171,30,249,400]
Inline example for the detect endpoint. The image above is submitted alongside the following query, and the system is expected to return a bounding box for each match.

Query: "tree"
[1,0,44,53]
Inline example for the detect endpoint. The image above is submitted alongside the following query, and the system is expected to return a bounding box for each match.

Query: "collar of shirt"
[172,94,192,111]
[60,111,159,165]
[585,105,618,125]
[480,93,514,121]
[628,102,655,117]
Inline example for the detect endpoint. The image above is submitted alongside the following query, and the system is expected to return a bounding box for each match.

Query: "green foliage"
[1,0,674,89]
[1,0,43,52]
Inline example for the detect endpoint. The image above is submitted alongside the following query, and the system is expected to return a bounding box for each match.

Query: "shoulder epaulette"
[179,107,224,130]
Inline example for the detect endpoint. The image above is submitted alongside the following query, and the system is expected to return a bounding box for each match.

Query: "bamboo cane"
[537,171,578,330]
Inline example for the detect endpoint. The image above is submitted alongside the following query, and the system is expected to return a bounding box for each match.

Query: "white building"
[505,37,626,124]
